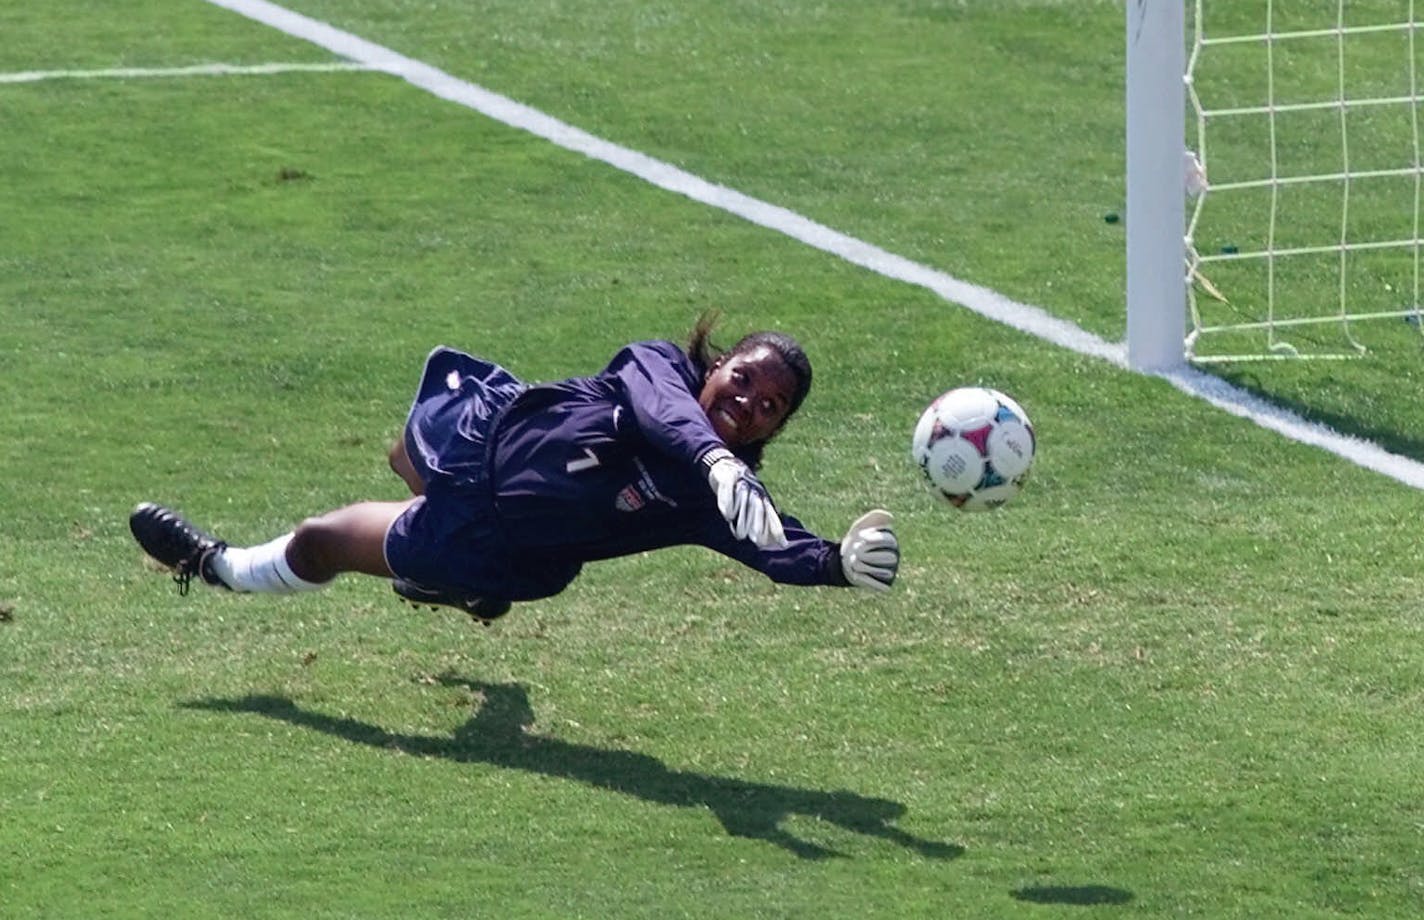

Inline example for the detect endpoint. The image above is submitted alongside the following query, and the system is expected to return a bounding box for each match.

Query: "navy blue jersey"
[387,342,846,599]
[491,341,844,586]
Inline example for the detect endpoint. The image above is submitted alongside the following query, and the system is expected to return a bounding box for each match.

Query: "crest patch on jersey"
[614,485,645,513]
[613,457,676,514]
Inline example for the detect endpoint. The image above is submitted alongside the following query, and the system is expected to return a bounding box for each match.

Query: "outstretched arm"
[705,510,899,590]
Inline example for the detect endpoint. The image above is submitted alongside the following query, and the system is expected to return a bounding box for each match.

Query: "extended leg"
[131,499,416,594]
[131,499,510,623]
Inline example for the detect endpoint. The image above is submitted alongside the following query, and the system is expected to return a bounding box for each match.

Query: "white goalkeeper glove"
[840,509,898,593]
[703,448,788,549]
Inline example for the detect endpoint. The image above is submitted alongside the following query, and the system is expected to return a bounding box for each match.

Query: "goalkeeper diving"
[130,314,899,623]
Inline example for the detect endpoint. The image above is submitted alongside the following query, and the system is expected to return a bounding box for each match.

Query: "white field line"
[183,0,1416,490]
[0,61,374,84]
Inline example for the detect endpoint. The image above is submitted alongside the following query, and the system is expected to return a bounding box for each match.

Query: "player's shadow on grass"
[1012,885,1134,906]
[183,678,963,862]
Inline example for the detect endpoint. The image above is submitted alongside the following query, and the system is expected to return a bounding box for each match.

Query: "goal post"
[1125,0,1188,372]
[1134,3,1424,366]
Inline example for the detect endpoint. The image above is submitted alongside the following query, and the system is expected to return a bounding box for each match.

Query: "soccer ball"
[910,387,1035,511]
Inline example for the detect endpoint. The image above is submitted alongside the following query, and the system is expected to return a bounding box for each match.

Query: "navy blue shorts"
[383,347,582,601]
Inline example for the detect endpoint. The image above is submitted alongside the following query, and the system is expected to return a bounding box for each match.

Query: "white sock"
[210,533,329,594]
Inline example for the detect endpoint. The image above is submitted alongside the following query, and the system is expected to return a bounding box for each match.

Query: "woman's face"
[698,345,797,448]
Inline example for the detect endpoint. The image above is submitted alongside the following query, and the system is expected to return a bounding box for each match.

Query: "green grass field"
[3,1,1424,917]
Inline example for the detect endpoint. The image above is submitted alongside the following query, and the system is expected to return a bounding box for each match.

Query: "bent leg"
[286,499,417,583]
[389,437,424,496]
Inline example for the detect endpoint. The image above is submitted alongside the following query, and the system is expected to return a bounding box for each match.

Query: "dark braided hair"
[687,310,812,468]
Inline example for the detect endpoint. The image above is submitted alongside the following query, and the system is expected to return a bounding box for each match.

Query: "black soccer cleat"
[391,578,511,626]
[129,502,229,595]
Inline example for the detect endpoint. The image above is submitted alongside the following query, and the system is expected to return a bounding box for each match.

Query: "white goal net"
[1183,1,1424,362]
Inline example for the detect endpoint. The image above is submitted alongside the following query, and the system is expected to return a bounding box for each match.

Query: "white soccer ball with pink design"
[911,387,1035,511]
